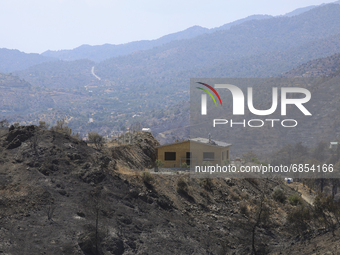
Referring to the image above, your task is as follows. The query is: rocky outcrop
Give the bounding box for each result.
[111,132,160,169]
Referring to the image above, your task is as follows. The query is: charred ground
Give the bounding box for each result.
[0,125,338,255]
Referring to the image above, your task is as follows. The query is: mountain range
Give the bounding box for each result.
[2,1,338,73]
[1,2,340,156]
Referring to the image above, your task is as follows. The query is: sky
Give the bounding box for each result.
[0,0,337,54]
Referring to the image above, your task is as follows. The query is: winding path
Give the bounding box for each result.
[288,182,315,205]
[91,66,101,80]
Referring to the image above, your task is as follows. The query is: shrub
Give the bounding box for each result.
[50,119,80,139]
[181,162,188,169]
[38,121,49,129]
[0,119,9,128]
[239,202,248,216]
[199,178,213,191]
[313,193,340,236]
[88,132,104,149]
[272,187,286,203]
[288,194,302,206]
[177,178,189,195]
[155,159,164,168]
[287,205,311,234]
[202,161,212,167]
[230,191,239,201]
[223,159,230,165]
[230,186,240,201]
[141,171,153,185]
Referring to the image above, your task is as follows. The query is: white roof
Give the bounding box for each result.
[190,137,231,147]
[157,137,232,148]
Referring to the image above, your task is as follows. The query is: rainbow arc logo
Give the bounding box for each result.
[196,82,222,106]
[196,82,222,115]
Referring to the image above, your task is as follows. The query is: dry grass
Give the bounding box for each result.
[0,184,29,198]
[115,164,139,176]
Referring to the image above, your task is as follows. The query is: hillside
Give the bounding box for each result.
[282,52,340,77]
[0,48,56,73]
[41,26,209,62]
[13,4,340,135]
[40,15,273,63]
[192,33,340,78]
[96,4,340,82]
[0,73,54,115]
[0,125,330,254]
[13,59,101,89]
[5,3,340,156]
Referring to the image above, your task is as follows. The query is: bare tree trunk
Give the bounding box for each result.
[251,199,263,255]
[320,178,325,193]
[96,208,99,255]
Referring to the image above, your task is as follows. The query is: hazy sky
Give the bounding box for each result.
[0,0,337,53]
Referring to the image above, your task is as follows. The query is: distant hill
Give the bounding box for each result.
[14,59,101,89]
[39,3,332,63]
[8,2,340,149]
[192,33,340,78]
[282,0,340,17]
[0,2,330,73]
[94,4,340,87]
[283,5,317,17]
[13,4,340,140]
[0,73,54,115]
[210,14,272,31]
[0,48,56,73]
[1,2,336,74]
[41,15,274,63]
[41,26,210,62]
[282,52,340,77]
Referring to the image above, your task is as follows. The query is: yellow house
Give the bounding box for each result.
[157,138,231,168]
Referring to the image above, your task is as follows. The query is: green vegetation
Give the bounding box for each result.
[181,162,189,169]
[287,205,311,234]
[88,132,104,150]
[50,119,80,139]
[38,121,49,129]
[286,192,340,237]
[141,171,154,186]
[243,151,258,163]
[154,159,164,172]
[288,194,303,206]
[272,187,286,203]
[313,193,340,236]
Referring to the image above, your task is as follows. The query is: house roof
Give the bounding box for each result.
[190,137,231,147]
[156,137,232,148]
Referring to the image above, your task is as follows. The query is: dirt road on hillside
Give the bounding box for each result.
[286,182,315,205]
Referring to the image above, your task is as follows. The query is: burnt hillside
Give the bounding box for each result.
[0,125,337,254]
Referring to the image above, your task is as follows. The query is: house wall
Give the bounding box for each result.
[157,141,190,168]
[191,142,230,166]
[157,141,230,168]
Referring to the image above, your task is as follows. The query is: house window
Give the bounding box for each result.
[164,152,176,161]
[203,152,214,161]
[226,150,229,159]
